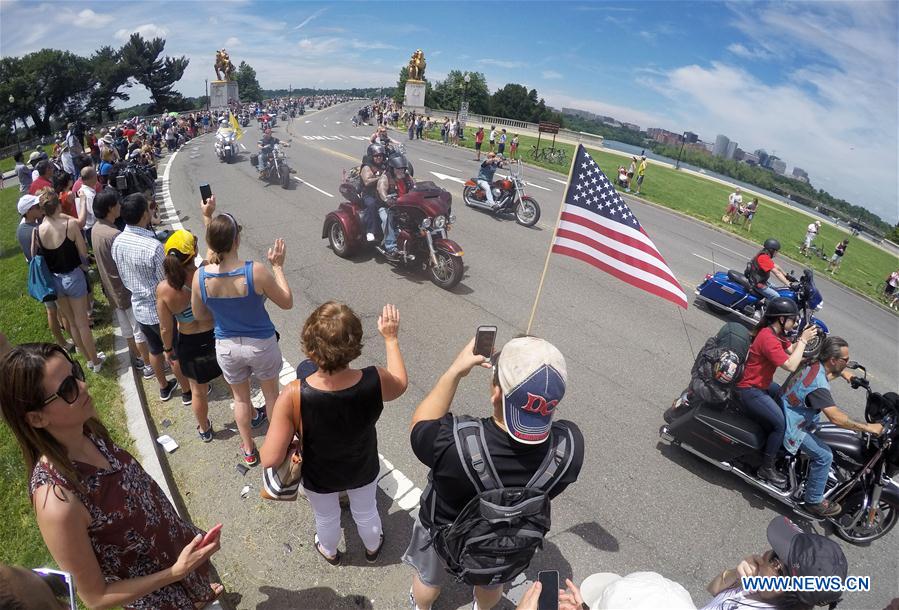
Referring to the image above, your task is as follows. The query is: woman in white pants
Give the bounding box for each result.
[261,302,408,564]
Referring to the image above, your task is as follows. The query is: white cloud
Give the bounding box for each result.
[726,43,771,60]
[542,70,563,80]
[115,23,168,42]
[294,7,327,30]
[225,36,241,47]
[543,90,667,129]
[75,9,114,27]
[477,58,527,69]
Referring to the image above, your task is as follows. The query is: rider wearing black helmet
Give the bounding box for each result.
[376,155,415,258]
[745,238,792,303]
[361,144,387,242]
[735,297,819,487]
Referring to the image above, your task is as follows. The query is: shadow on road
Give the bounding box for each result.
[256,585,373,609]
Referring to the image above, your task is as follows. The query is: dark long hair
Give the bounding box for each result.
[0,344,110,493]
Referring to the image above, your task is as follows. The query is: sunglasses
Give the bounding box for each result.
[32,567,77,610]
[768,551,785,576]
[41,360,85,407]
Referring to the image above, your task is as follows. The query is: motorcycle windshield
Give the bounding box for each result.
[804,270,823,309]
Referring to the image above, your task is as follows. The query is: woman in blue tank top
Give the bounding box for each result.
[192,210,293,466]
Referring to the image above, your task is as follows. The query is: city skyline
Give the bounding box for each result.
[1,1,896,221]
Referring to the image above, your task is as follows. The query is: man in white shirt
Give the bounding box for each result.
[724,188,742,224]
[801,220,821,255]
[488,126,497,152]
[76,166,99,245]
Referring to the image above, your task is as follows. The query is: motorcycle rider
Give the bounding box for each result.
[477,152,507,210]
[257,128,288,174]
[780,336,883,518]
[735,297,818,487]
[370,125,397,147]
[361,144,388,243]
[745,238,792,305]
[376,156,415,260]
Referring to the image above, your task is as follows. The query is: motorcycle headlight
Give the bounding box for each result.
[448,213,456,224]
[434,215,446,229]
[420,218,432,230]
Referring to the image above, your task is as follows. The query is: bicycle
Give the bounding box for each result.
[547,148,566,165]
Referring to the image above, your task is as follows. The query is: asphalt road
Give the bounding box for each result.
[164,103,898,609]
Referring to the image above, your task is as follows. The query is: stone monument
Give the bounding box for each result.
[403,49,427,112]
[210,48,239,109]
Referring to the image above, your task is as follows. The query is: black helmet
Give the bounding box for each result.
[367,143,385,158]
[764,296,799,319]
[387,155,408,170]
[763,238,781,253]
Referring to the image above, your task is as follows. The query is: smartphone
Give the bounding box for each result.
[199,183,213,202]
[32,568,77,610]
[537,570,559,610]
[473,326,497,361]
[200,523,223,548]
[115,174,128,191]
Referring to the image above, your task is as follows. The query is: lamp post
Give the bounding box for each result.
[456,72,471,124]
[675,131,687,170]
[8,95,21,153]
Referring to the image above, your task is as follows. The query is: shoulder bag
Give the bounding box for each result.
[261,380,304,501]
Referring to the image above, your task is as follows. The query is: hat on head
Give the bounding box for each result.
[28,151,42,163]
[815,220,822,226]
[164,229,197,259]
[579,572,695,610]
[101,134,114,145]
[766,516,847,606]
[17,194,40,216]
[496,336,566,444]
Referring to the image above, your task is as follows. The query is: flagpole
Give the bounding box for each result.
[526,145,580,334]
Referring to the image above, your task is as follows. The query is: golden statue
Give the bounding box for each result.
[214,49,235,81]
[407,49,426,82]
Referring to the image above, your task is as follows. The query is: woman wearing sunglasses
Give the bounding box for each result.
[701,516,847,610]
[735,297,818,494]
[0,344,223,609]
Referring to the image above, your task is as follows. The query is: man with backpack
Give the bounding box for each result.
[405,336,584,610]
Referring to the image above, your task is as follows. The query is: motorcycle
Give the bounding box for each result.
[214,129,237,163]
[240,114,250,128]
[323,180,464,290]
[249,143,291,189]
[660,364,899,544]
[462,160,541,227]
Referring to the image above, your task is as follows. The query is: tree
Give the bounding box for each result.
[394,66,409,103]
[120,33,189,113]
[427,70,490,114]
[489,84,534,121]
[234,61,262,103]
[86,46,133,123]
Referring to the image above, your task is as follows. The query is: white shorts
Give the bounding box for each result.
[215,334,282,385]
[114,307,145,343]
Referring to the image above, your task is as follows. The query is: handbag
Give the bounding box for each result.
[27,229,57,303]
[261,380,303,501]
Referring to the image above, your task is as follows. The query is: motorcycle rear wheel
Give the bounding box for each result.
[462,186,477,207]
[327,222,354,258]
[833,493,898,544]
[429,251,463,290]
[515,196,541,227]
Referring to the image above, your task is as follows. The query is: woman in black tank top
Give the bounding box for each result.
[260,302,408,565]
[35,188,105,373]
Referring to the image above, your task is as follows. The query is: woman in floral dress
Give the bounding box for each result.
[0,343,222,609]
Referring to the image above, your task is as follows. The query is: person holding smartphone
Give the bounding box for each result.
[0,344,223,609]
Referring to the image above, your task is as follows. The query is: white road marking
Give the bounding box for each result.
[692,252,727,267]
[418,157,463,173]
[292,175,334,197]
[497,173,552,192]
[160,150,184,231]
[548,177,569,185]
[304,120,311,123]
[710,241,747,259]
[428,170,468,185]
[335,121,341,124]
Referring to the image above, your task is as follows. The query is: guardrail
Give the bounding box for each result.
[420,108,604,148]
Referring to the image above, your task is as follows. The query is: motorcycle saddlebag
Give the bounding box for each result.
[249,153,259,166]
[669,401,765,463]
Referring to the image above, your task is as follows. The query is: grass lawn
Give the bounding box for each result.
[0,144,55,174]
[0,184,130,572]
[414,125,898,303]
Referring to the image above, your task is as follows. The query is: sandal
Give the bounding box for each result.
[314,534,341,566]
[194,582,224,609]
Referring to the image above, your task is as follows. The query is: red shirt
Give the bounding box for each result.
[123,128,137,141]
[756,253,775,273]
[60,191,77,218]
[475,131,484,144]
[28,176,52,195]
[737,326,792,389]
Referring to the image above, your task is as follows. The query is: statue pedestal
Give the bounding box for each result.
[404,80,426,112]
[210,80,239,109]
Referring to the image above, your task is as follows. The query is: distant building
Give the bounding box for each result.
[562,107,597,120]
[741,152,760,165]
[792,167,809,183]
[713,134,730,157]
[770,158,787,175]
[647,128,683,146]
[725,140,738,160]
[755,149,769,167]
[734,147,746,161]
[684,132,698,143]
[621,122,641,132]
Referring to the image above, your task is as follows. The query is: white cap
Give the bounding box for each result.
[17,194,40,215]
[580,572,696,610]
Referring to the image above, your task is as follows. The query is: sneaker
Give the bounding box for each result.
[250,407,268,429]
[383,249,401,262]
[132,356,146,369]
[197,420,213,443]
[87,352,107,374]
[241,444,259,466]
[365,533,385,563]
[366,232,376,242]
[65,341,77,354]
[159,379,179,401]
[141,364,155,379]
[806,499,841,518]
[181,391,193,406]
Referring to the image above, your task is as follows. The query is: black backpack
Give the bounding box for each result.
[427,415,575,587]
[687,322,751,405]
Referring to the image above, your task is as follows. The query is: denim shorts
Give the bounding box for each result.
[215,334,282,385]
[52,268,88,299]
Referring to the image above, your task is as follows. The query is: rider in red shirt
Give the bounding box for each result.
[735,297,819,486]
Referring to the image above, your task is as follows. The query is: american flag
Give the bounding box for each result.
[551,145,688,308]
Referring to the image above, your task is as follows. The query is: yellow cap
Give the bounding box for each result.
[164,229,197,258]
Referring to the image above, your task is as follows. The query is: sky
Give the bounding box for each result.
[1,0,896,222]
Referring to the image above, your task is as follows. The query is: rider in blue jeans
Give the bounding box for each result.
[735,298,818,487]
[781,336,882,518]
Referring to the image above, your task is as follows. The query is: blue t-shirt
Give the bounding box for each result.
[478,160,499,182]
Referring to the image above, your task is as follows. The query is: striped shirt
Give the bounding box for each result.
[111,225,164,325]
